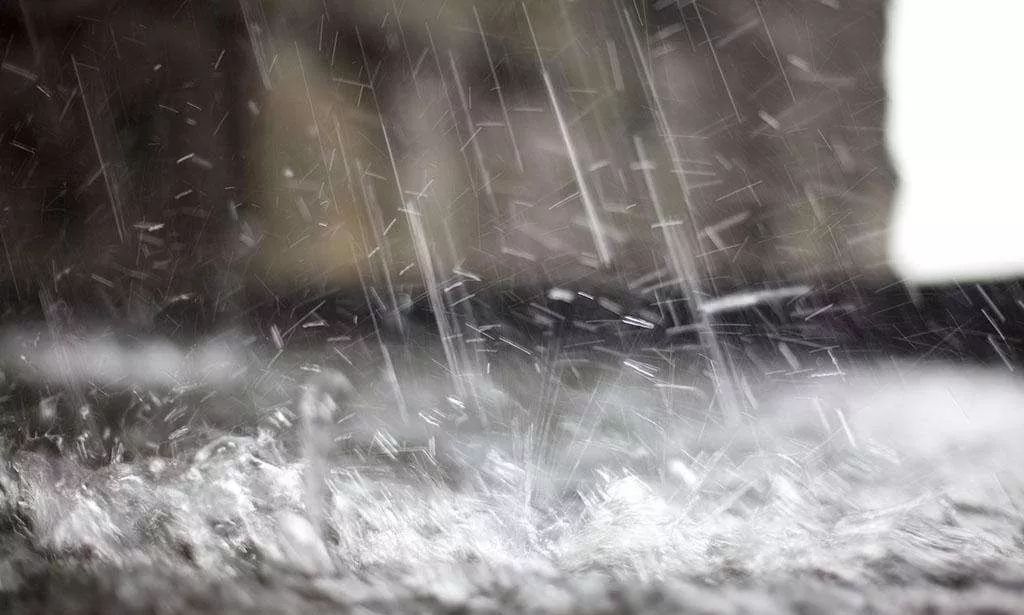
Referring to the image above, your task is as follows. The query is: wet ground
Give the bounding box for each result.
[2,360,1023,614]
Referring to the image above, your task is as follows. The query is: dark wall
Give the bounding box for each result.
[0,1,894,331]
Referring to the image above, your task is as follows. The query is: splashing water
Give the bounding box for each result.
[3,349,1024,612]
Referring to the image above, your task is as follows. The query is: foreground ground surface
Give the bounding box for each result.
[2,362,1024,614]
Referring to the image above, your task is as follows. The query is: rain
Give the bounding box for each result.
[0,1,1023,613]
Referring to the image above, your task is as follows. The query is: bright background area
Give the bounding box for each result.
[887,0,1024,283]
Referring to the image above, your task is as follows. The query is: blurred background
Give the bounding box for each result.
[1,0,1023,455]
[0,0,896,326]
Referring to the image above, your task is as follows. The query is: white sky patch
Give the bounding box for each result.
[887,0,1024,283]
